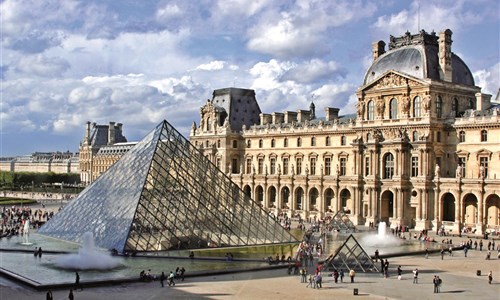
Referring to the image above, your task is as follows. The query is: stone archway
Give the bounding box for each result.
[485,194,500,227]
[340,189,352,213]
[324,188,334,212]
[255,185,264,206]
[281,186,290,209]
[243,185,251,198]
[309,188,319,211]
[380,190,394,223]
[268,186,277,208]
[463,193,478,224]
[442,193,455,222]
[295,187,304,210]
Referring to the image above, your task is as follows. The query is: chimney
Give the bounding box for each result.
[84,121,91,145]
[108,122,116,145]
[372,40,386,61]
[439,29,453,82]
[324,107,340,121]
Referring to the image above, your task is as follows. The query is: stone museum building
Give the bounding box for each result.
[78,29,499,235]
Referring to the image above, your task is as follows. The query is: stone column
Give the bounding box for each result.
[417,189,422,220]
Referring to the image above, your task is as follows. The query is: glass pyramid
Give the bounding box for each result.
[328,210,357,232]
[322,234,379,273]
[39,120,297,252]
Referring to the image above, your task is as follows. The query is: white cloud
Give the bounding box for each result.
[195,61,227,71]
[156,3,183,20]
[473,62,500,96]
[16,54,70,77]
[216,0,272,17]
[280,59,347,83]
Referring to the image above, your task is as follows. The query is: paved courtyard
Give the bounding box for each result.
[1,237,499,300]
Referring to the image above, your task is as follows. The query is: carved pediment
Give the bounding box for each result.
[476,149,492,159]
[360,71,427,92]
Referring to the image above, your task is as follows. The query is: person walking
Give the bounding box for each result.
[374,249,379,262]
[168,271,175,286]
[440,248,445,260]
[160,271,165,287]
[464,246,468,257]
[437,276,442,293]
[75,272,82,291]
[68,289,74,300]
[46,290,53,300]
[433,276,439,293]
[412,268,418,284]
[349,269,355,283]
[479,240,483,251]
[397,265,402,280]
[339,269,344,283]
[488,271,493,284]
[425,248,429,259]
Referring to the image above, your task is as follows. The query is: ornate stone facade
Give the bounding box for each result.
[190,30,500,235]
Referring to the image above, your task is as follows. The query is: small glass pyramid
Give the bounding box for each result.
[328,210,357,232]
[322,234,379,273]
[39,120,297,252]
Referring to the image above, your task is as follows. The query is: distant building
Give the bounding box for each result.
[79,121,134,184]
[0,151,79,174]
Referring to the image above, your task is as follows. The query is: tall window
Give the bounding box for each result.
[246,158,252,174]
[480,157,489,178]
[411,156,419,177]
[258,158,263,174]
[458,157,466,177]
[232,140,237,148]
[283,158,289,175]
[297,137,302,147]
[247,140,251,148]
[311,137,316,146]
[339,158,347,176]
[259,139,263,148]
[390,98,398,119]
[459,131,465,143]
[452,98,459,117]
[270,158,276,175]
[468,99,475,110]
[383,153,394,179]
[310,157,316,175]
[365,156,370,176]
[325,157,331,175]
[206,117,211,131]
[341,135,346,146]
[481,130,488,142]
[216,157,221,170]
[436,131,441,142]
[436,96,443,118]
[231,158,238,173]
[296,158,302,174]
[271,139,276,148]
[325,136,331,146]
[413,96,422,117]
[367,100,374,120]
[413,131,418,142]
[284,138,288,147]
[218,140,221,148]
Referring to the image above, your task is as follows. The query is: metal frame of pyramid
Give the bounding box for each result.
[321,234,379,273]
[39,120,298,252]
[328,210,357,232]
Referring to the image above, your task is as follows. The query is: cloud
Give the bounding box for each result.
[195,60,227,71]
[280,59,347,84]
[16,54,70,77]
[473,62,500,96]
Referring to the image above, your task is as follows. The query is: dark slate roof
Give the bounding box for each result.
[89,125,127,147]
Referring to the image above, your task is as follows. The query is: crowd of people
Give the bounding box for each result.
[0,205,54,238]
[140,266,186,287]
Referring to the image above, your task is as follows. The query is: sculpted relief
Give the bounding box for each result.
[372,73,423,90]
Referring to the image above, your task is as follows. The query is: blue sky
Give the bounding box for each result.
[1,0,499,156]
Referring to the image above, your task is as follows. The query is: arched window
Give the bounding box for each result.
[389,98,398,119]
[325,136,331,146]
[271,139,276,148]
[468,99,475,110]
[436,96,443,118]
[413,131,418,142]
[383,153,394,179]
[452,98,459,117]
[413,96,421,117]
[481,130,488,142]
[367,100,374,120]
[247,140,251,148]
[341,135,346,146]
[311,137,316,146]
[459,131,465,143]
[297,137,302,147]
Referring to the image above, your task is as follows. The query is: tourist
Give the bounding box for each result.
[433,275,439,293]
[38,247,43,258]
[75,272,82,291]
[168,271,175,286]
[68,289,74,300]
[160,271,165,287]
[464,245,468,257]
[333,269,339,283]
[306,274,314,288]
[479,240,483,251]
[413,268,418,284]
[437,276,442,292]
[425,248,429,259]
[180,267,186,281]
[374,249,379,262]
[349,269,355,283]
[46,290,53,300]
[397,265,402,280]
[488,271,493,284]
[315,272,322,288]
[474,240,478,250]
[440,248,445,260]
[339,269,344,282]
[189,251,194,259]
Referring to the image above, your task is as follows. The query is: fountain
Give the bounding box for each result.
[20,220,33,245]
[361,221,401,247]
[54,232,121,270]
